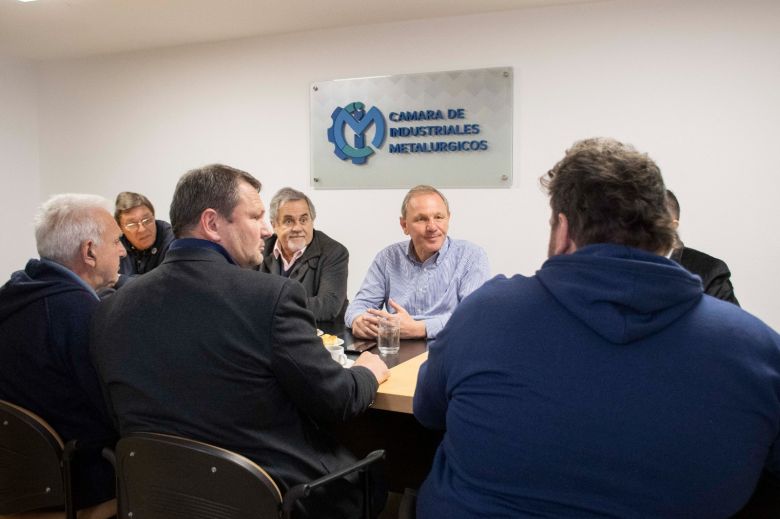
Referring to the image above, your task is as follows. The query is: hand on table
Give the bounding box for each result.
[351,313,379,339]
[354,352,390,384]
[367,299,426,339]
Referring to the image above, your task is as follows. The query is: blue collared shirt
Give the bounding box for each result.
[345,237,490,339]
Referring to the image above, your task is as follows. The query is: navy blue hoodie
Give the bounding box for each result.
[415,244,780,518]
[0,259,116,507]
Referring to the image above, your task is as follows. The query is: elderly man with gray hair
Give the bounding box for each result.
[0,194,125,518]
[260,187,349,321]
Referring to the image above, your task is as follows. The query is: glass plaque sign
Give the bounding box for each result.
[310,67,513,189]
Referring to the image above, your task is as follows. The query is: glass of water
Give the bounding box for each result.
[377,315,401,355]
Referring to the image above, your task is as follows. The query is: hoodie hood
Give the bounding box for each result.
[536,244,703,344]
[0,259,91,322]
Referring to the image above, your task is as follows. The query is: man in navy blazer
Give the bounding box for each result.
[91,164,388,518]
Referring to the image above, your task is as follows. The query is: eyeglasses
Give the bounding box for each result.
[124,217,154,232]
[278,215,311,229]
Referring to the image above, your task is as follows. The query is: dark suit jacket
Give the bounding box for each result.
[261,229,349,321]
[91,244,378,518]
[671,245,740,306]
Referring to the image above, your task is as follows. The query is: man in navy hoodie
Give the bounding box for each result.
[414,138,780,518]
[0,194,126,517]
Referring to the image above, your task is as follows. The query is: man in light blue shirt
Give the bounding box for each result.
[345,185,490,340]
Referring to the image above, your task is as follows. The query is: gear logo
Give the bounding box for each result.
[327,102,386,165]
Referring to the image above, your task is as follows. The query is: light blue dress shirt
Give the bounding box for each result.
[345,237,490,339]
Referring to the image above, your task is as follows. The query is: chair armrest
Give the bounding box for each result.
[60,437,116,519]
[282,449,385,514]
[101,446,116,468]
[63,436,118,462]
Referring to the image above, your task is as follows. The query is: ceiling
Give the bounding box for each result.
[0,0,600,61]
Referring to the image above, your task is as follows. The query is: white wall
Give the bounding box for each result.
[0,59,39,279]
[29,0,780,329]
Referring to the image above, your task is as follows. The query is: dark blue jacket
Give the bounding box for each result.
[414,244,780,518]
[0,259,116,508]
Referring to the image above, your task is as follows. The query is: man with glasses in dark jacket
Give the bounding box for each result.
[113,191,174,288]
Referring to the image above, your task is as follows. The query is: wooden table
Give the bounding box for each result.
[373,352,427,413]
[326,324,428,414]
[319,321,441,491]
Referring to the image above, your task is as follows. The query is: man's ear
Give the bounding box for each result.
[551,213,577,256]
[81,240,97,267]
[199,208,222,242]
[399,216,409,235]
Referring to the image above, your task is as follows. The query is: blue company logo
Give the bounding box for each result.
[327,102,386,165]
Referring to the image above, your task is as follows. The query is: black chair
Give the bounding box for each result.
[0,399,76,519]
[109,432,384,519]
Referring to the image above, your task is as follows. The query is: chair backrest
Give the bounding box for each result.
[115,432,283,519]
[0,399,66,515]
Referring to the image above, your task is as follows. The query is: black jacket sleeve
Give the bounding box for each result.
[307,238,349,321]
[269,279,377,424]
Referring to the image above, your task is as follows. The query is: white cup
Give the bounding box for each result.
[377,315,401,355]
[326,345,347,365]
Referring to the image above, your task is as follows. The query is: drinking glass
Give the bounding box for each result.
[377,315,401,355]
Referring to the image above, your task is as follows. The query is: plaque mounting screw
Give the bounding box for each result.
[503,71,509,78]
[313,177,320,183]
[501,175,508,181]
[313,85,318,91]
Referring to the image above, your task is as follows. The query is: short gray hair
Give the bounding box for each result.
[401,185,450,218]
[34,194,113,265]
[269,187,316,224]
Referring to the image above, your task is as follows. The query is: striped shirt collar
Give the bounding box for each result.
[406,236,451,266]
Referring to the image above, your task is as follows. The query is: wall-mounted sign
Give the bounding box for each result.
[310,67,513,189]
